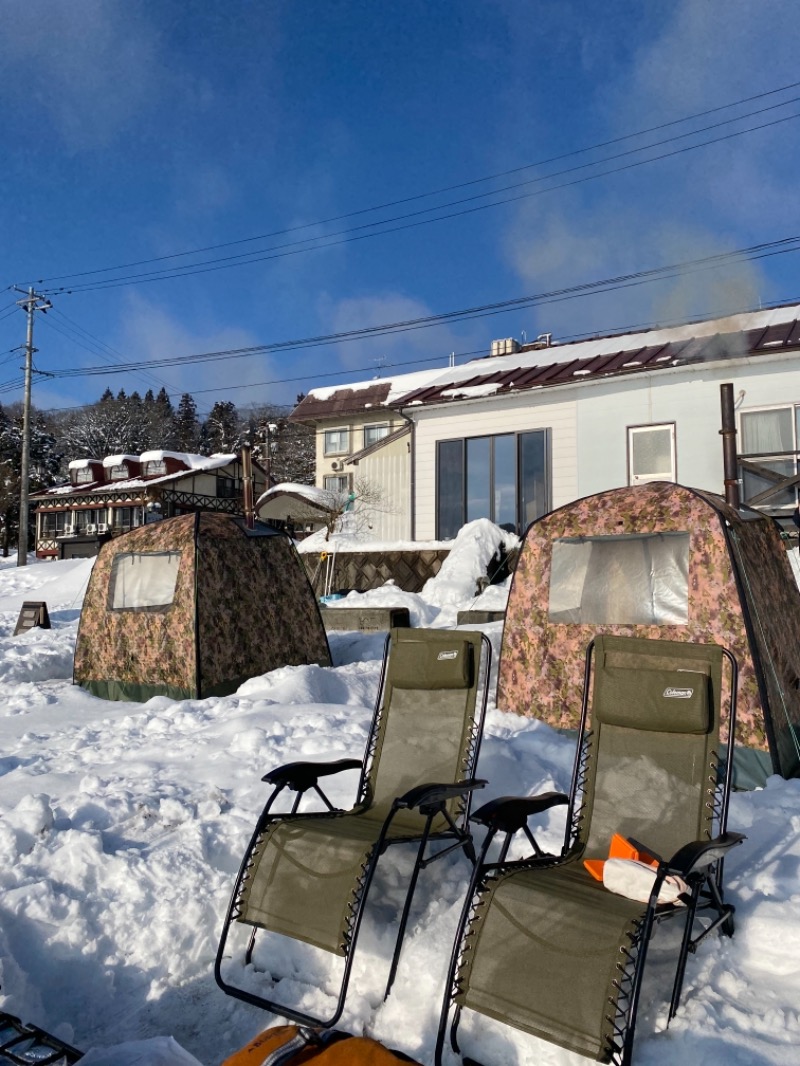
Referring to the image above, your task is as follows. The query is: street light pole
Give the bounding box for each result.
[14,286,52,566]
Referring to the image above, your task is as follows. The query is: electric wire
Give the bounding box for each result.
[34,78,800,287]
[39,104,800,294]
[39,308,176,394]
[29,234,800,383]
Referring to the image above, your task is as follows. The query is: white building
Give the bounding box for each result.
[292,302,800,541]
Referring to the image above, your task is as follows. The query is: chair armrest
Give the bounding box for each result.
[261,758,362,792]
[470,793,569,834]
[395,778,487,813]
[666,832,746,878]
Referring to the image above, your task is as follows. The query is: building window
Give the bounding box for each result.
[74,467,94,484]
[109,464,129,481]
[324,428,350,456]
[216,475,239,499]
[627,424,676,485]
[144,459,167,477]
[40,512,68,536]
[739,406,798,509]
[113,506,142,532]
[436,430,550,539]
[73,509,106,533]
[324,474,350,494]
[364,423,390,448]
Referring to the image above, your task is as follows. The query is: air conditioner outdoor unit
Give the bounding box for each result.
[96,523,109,534]
[62,525,76,537]
[85,523,98,534]
[331,460,344,471]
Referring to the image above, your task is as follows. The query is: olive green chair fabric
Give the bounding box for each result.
[217,627,491,1027]
[439,635,740,1066]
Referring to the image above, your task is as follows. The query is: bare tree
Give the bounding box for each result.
[319,476,395,540]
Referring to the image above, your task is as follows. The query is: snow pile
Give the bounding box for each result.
[0,537,797,1065]
[317,519,518,628]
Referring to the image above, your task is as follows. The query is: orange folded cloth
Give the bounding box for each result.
[584,832,658,881]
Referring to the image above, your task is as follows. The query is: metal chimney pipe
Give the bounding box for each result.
[241,444,255,529]
[720,383,740,509]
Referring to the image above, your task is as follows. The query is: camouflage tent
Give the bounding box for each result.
[498,482,800,785]
[74,512,331,702]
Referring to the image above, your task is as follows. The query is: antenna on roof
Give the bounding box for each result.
[449,351,455,367]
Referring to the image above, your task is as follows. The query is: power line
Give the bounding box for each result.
[38,308,175,394]
[27,289,800,417]
[0,233,791,400]
[34,78,800,288]
[43,106,800,294]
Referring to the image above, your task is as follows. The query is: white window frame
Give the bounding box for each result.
[363,423,390,448]
[323,428,350,456]
[109,463,129,481]
[324,474,351,493]
[627,423,677,485]
[74,466,94,484]
[738,403,799,510]
[144,459,167,477]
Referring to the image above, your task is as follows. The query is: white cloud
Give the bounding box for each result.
[319,291,485,376]
[502,1,800,333]
[107,293,280,407]
[0,2,174,149]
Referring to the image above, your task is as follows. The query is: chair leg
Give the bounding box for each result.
[384,816,434,998]
[669,883,701,1022]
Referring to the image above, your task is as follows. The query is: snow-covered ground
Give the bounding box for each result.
[0,524,799,1065]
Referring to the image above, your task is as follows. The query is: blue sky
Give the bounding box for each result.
[1,1,800,415]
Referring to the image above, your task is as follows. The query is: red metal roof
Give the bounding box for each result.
[396,319,800,408]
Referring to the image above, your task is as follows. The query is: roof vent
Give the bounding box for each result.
[490,337,521,357]
[532,333,552,348]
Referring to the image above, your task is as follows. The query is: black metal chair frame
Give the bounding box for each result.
[216,631,492,1028]
[436,638,743,1066]
[0,1012,83,1065]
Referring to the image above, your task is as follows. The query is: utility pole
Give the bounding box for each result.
[14,286,52,566]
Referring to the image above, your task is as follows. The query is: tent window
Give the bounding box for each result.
[548,533,690,624]
[109,551,182,610]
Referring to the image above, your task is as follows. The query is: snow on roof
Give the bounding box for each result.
[67,458,97,470]
[256,482,336,510]
[440,382,503,400]
[304,365,457,407]
[456,302,800,380]
[139,450,235,469]
[102,454,139,468]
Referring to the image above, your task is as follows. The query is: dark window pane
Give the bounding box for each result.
[466,438,491,522]
[519,431,548,529]
[493,434,516,530]
[437,440,464,539]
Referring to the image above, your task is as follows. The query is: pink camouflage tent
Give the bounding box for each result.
[497,482,800,786]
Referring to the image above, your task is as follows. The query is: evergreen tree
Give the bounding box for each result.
[173,393,201,452]
[0,408,63,555]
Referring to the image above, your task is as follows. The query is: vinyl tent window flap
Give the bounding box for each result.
[548,532,690,625]
[109,551,182,609]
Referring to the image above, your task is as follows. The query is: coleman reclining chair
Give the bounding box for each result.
[216,627,491,1027]
[436,635,743,1066]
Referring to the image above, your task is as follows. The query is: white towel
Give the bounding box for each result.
[603,857,688,905]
